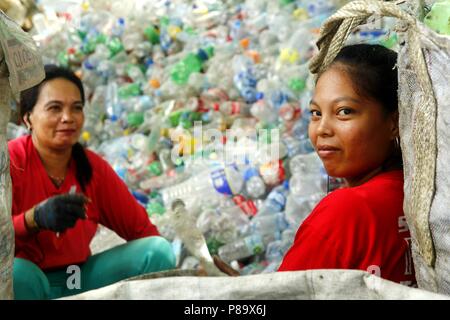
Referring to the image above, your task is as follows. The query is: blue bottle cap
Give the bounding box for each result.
[282,180,289,190]
[196,49,209,62]
[255,92,264,100]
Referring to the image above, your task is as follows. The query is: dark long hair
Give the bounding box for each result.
[328,44,402,169]
[20,64,93,191]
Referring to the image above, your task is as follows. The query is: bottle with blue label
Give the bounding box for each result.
[160,164,244,211]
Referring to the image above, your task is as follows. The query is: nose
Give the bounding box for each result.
[61,109,75,123]
[315,115,333,137]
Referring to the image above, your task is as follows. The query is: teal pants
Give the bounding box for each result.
[13,236,176,300]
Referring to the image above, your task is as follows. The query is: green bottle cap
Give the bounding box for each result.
[148,161,163,176]
[77,30,87,40]
[144,25,161,44]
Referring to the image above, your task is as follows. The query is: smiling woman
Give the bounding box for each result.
[278,44,415,286]
[9,65,176,300]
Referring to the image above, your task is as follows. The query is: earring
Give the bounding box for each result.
[395,137,400,149]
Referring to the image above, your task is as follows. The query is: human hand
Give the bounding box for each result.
[33,194,88,233]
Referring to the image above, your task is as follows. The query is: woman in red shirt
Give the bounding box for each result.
[10,65,175,299]
[278,44,416,285]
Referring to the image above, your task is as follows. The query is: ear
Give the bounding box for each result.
[389,111,399,140]
[22,113,32,131]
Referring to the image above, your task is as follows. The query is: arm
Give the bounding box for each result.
[278,222,345,271]
[96,158,159,240]
[278,190,370,272]
[13,209,38,238]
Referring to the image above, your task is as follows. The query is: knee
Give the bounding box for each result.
[13,258,50,300]
[136,236,176,272]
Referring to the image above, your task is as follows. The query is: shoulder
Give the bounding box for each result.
[8,135,31,170]
[84,148,118,179]
[306,170,404,229]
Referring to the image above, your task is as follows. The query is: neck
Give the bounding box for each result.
[343,166,384,188]
[32,135,72,177]
[343,153,403,188]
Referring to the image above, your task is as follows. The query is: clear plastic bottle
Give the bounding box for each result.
[250,99,278,124]
[257,180,290,215]
[244,167,266,199]
[217,232,279,263]
[160,165,244,211]
[250,211,289,236]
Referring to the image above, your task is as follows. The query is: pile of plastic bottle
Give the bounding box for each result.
[25,0,401,275]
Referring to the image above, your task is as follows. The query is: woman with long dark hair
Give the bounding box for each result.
[278,44,416,286]
[10,65,176,299]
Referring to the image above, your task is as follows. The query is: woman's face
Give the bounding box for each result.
[308,66,398,186]
[27,78,84,151]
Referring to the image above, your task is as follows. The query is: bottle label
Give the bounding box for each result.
[211,168,233,195]
[233,195,258,216]
[231,102,241,115]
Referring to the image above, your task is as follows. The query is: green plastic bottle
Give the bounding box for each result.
[127,112,144,127]
[170,47,215,85]
[118,83,142,99]
[424,0,450,35]
[107,37,125,58]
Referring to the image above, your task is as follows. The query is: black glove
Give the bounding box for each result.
[34,194,88,232]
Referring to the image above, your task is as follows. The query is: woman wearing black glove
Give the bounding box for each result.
[10,65,175,300]
[31,194,88,233]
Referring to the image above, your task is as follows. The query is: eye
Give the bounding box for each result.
[48,104,61,111]
[74,105,84,111]
[337,108,353,116]
[309,110,321,118]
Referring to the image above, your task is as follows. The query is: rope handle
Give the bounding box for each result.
[309,0,417,75]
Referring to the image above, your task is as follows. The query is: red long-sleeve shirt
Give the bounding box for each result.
[278,170,416,286]
[9,135,159,271]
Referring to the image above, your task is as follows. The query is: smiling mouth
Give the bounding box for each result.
[316,145,340,157]
[317,145,340,152]
[57,129,76,134]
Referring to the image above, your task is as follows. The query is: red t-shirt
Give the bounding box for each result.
[9,135,159,271]
[278,170,416,286]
